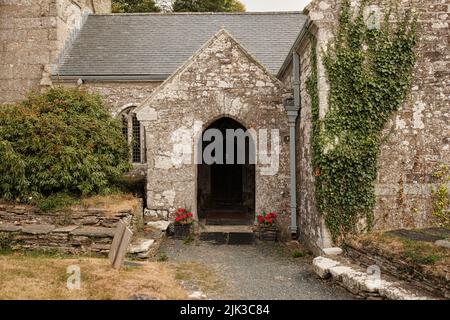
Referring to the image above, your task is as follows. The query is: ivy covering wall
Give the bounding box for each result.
[307,0,417,242]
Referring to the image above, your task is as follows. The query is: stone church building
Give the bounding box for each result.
[1,0,448,252]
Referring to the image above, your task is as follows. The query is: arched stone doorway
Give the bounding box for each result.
[197,117,255,225]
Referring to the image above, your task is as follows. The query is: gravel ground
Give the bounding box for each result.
[159,239,353,300]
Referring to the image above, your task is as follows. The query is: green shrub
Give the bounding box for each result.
[0,87,132,202]
[291,250,306,258]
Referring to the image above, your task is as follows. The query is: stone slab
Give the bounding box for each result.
[199,232,227,244]
[434,239,450,249]
[228,232,254,245]
[70,226,115,237]
[109,220,127,265]
[128,239,155,254]
[112,226,133,269]
[146,220,170,231]
[0,224,21,232]
[22,224,55,235]
[52,225,79,233]
[322,247,343,256]
[420,227,450,239]
[386,229,442,243]
[312,256,339,279]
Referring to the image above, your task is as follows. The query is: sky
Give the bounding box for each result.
[240,0,312,12]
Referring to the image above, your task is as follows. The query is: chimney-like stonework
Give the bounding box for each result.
[0,0,111,104]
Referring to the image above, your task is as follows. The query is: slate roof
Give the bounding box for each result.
[55,12,307,80]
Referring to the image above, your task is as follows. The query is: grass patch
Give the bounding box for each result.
[399,238,445,265]
[79,192,139,213]
[352,230,449,275]
[171,261,226,297]
[291,250,307,258]
[0,251,187,300]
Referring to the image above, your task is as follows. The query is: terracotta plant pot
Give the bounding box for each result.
[259,225,277,241]
[173,223,192,239]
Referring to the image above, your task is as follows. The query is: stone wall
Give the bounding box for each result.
[290,0,449,250]
[55,80,162,115]
[295,24,333,254]
[0,0,111,104]
[0,199,142,254]
[136,30,292,221]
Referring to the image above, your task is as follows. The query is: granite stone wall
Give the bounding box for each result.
[0,0,111,104]
[136,30,292,222]
[292,0,449,251]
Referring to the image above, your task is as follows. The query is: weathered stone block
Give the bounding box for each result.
[70,226,115,238]
[22,224,55,235]
[312,256,339,279]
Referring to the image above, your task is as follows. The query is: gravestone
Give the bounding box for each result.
[109,220,133,269]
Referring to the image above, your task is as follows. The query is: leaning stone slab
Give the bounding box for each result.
[70,226,115,237]
[52,225,79,233]
[0,224,22,232]
[146,220,170,231]
[22,224,55,235]
[312,256,340,279]
[128,239,155,254]
[322,247,343,256]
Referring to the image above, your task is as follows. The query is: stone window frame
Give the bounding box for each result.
[118,104,146,164]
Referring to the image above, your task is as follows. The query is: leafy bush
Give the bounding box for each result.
[0,87,132,202]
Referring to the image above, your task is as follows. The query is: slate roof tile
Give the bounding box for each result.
[56,12,307,79]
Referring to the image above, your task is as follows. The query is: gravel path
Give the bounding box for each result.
[159,239,353,300]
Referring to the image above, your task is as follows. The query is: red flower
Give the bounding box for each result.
[176,208,186,215]
[257,211,278,226]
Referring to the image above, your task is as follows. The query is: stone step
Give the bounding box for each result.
[199,225,255,245]
[312,256,439,300]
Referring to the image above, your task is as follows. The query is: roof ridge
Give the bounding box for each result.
[91,11,304,17]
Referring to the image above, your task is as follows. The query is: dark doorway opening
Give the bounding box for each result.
[197,117,255,225]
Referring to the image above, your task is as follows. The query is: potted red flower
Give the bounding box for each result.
[173,208,194,239]
[257,211,278,241]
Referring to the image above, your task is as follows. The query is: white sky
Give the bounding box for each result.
[240,0,312,12]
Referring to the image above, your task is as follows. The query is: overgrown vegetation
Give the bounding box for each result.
[112,0,245,13]
[0,87,131,208]
[307,0,417,242]
[431,164,450,228]
[355,232,449,268]
[112,0,161,12]
[172,0,245,12]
